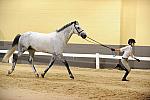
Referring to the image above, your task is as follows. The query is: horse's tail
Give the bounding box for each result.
[2,34,21,63]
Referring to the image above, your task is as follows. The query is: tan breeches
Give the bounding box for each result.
[121,59,131,72]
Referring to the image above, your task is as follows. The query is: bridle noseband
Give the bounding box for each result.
[74,24,84,35]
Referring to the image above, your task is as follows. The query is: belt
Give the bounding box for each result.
[122,57,128,60]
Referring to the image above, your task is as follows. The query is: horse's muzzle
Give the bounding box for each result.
[80,32,87,39]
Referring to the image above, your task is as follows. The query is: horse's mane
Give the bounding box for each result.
[56,21,78,32]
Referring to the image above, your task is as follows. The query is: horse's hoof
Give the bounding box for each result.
[41,73,45,78]
[7,70,11,75]
[6,73,10,76]
[35,73,39,78]
[70,76,74,79]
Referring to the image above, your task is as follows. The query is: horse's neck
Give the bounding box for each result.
[58,26,73,44]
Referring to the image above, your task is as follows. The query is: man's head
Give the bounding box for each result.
[128,38,136,46]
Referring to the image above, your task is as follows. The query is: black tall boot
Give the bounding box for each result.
[122,70,129,81]
[115,64,124,70]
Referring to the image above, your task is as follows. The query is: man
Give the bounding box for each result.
[111,39,140,81]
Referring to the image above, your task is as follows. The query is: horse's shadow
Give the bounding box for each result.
[6,72,73,82]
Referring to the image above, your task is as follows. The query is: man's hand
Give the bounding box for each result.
[136,59,140,62]
[111,48,115,51]
[135,58,140,62]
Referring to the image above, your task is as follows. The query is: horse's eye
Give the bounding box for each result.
[77,27,80,29]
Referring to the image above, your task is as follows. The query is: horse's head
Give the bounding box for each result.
[73,21,87,39]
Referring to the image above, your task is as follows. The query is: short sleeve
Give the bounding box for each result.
[120,46,128,52]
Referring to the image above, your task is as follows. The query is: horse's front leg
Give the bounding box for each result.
[41,55,56,78]
[59,55,74,79]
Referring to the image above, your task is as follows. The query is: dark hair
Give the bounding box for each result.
[56,21,78,32]
[128,39,136,45]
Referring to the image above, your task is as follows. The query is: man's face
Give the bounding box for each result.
[131,43,135,46]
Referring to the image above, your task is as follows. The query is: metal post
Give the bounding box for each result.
[96,53,100,69]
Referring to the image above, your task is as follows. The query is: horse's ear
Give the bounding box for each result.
[74,21,79,24]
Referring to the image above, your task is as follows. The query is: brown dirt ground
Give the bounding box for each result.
[0,62,150,100]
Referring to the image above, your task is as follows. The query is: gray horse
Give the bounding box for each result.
[2,21,87,79]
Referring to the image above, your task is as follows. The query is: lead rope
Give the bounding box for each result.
[85,36,116,57]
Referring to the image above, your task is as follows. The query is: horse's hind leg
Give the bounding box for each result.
[28,56,32,64]
[28,49,39,77]
[7,51,24,75]
[8,54,18,75]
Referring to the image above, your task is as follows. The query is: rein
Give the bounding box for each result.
[85,36,116,56]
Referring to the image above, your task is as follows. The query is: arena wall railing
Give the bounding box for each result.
[0,50,150,69]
